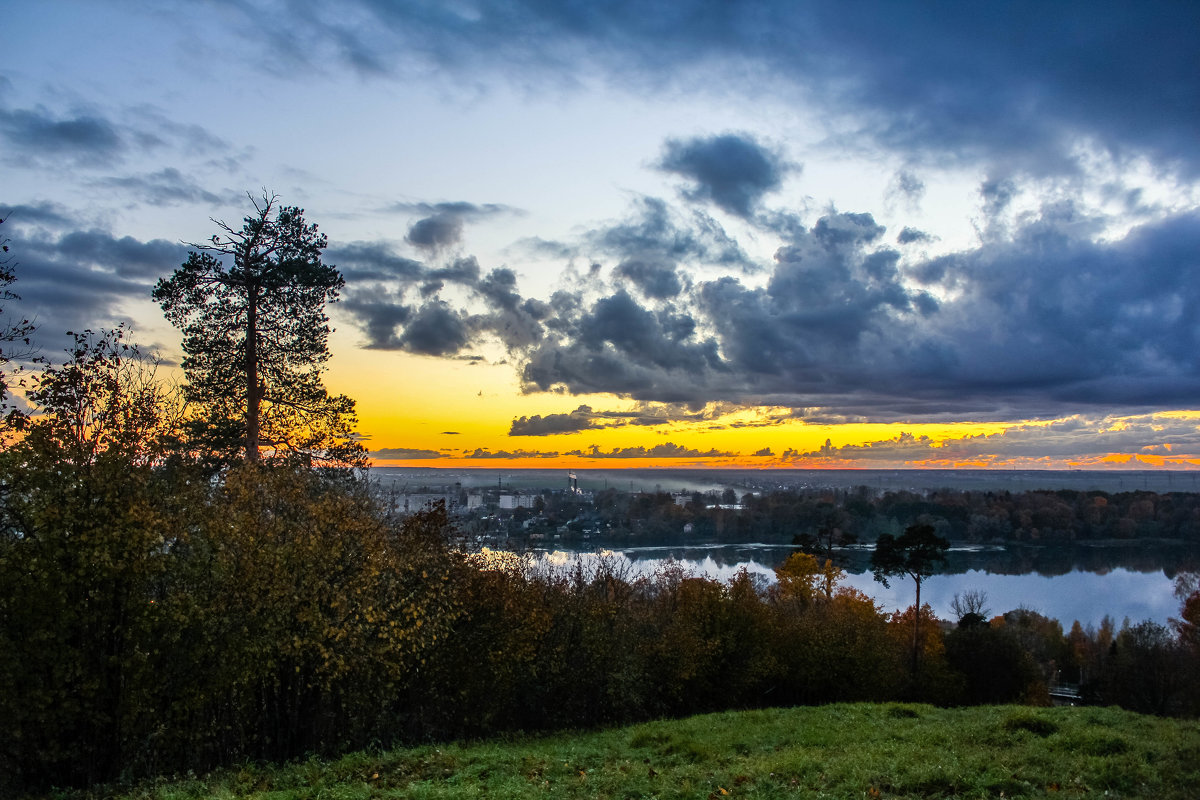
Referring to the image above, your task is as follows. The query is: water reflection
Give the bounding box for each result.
[529,542,1196,628]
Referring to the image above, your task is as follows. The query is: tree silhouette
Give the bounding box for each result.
[154,193,363,467]
[871,523,950,679]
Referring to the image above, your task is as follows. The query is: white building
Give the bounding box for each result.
[499,493,537,510]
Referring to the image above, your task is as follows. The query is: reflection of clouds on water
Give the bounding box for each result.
[530,550,777,584]
[633,556,777,584]
[525,549,1178,628]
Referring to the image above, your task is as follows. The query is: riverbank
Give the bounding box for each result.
[67,703,1199,799]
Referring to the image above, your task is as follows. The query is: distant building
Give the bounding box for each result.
[499,493,537,510]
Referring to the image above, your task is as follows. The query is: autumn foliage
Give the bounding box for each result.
[3,442,1199,793]
[2,334,1198,794]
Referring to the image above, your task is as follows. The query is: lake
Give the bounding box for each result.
[525,541,1197,629]
[374,467,1200,627]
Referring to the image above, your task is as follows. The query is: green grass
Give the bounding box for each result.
[55,704,1200,799]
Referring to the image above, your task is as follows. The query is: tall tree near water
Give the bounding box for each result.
[871,523,950,681]
[154,193,363,466]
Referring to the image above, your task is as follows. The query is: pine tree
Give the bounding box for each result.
[154,193,363,467]
[871,523,950,680]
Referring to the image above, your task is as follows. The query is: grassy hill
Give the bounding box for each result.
[74,703,1199,799]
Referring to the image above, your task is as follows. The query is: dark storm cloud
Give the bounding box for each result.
[907,207,1200,411]
[472,267,548,350]
[464,448,560,459]
[221,1,1200,177]
[397,300,470,356]
[341,290,411,350]
[508,402,718,436]
[613,260,683,299]
[91,168,231,207]
[372,446,445,460]
[566,442,736,459]
[509,409,599,436]
[490,200,1200,421]
[657,133,794,218]
[321,134,1200,424]
[518,289,722,400]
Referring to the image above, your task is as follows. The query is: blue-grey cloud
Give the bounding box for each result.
[897,226,932,245]
[886,170,925,210]
[0,105,124,164]
[613,259,683,299]
[215,1,1200,177]
[658,133,794,218]
[389,197,1200,423]
[388,201,517,253]
[0,98,237,174]
[90,168,233,207]
[387,201,514,218]
[54,229,187,280]
[330,241,426,282]
[0,220,188,353]
[0,202,74,229]
[398,300,470,356]
[406,212,464,251]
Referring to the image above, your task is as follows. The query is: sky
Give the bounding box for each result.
[3,0,1200,470]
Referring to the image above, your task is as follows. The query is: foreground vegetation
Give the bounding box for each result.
[63,704,1200,799]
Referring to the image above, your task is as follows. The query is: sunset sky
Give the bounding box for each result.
[4,1,1200,469]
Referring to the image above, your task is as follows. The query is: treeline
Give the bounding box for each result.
[582,486,1200,544]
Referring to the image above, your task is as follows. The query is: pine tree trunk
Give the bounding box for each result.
[246,282,260,461]
[912,576,922,681]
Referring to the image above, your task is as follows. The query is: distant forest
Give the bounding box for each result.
[567,486,1200,546]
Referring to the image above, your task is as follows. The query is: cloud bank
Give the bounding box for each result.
[218,0,1200,178]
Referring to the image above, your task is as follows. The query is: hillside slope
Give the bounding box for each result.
[87,703,1199,799]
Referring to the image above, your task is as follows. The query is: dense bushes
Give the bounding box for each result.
[0,455,457,792]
